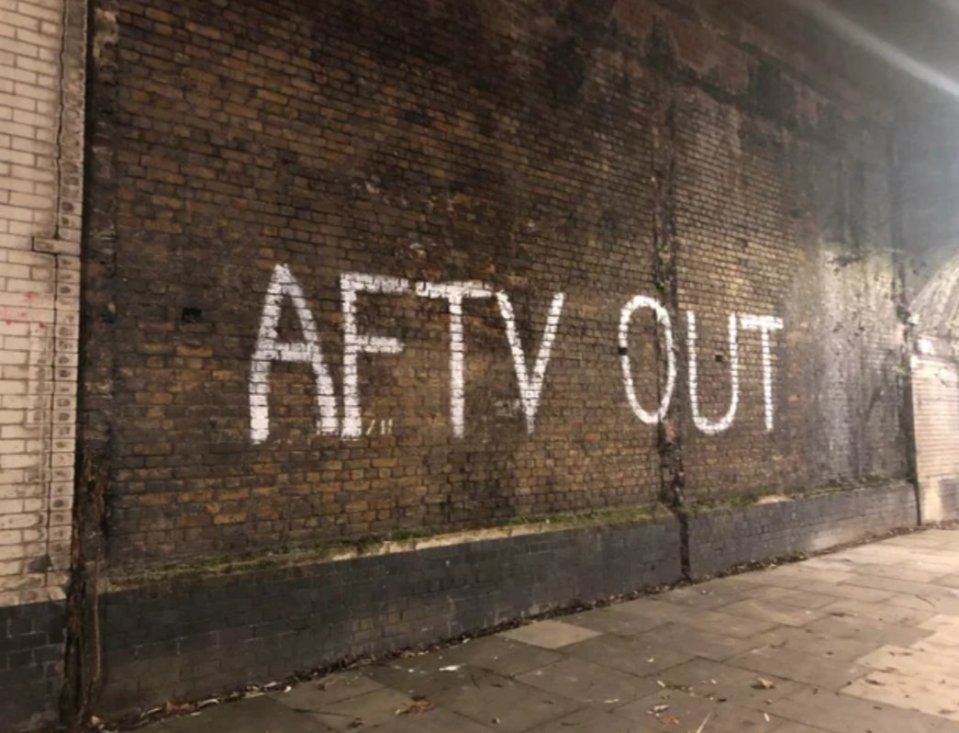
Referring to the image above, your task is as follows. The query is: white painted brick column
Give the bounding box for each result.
[0,0,86,607]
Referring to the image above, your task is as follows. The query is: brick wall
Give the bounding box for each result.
[0,0,84,605]
[82,0,910,569]
[0,0,86,729]
[68,0,931,725]
[912,342,959,522]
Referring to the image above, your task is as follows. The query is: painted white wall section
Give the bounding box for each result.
[0,0,87,606]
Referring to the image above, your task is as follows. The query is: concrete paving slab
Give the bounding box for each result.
[743,585,840,610]
[845,573,959,602]
[914,631,959,656]
[740,566,857,588]
[589,597,679,624]
[773,724,831,733]
[615,598,781,638]
[728,644,870,691]
[363,706,497,732]
[662,581,751,610]
[366,657,493,699]
[788,580,895,604]
[856,644,959,679]
[499,619,601,649]
[882,592,959,613]
[820,599,936,627]
[616,689,785,733]
[883,531,958,549]
[854,563,948,584]
[844,669,959,722]
[655,657,806,706]
[721,598,826,627]
[750,626,880,663]
[427,669,582,732]
[563,632,697,676]
[631,622,763,662]
[524,707,662,733]
[804,613,933,648]
[898,559,959,575]
[919,613,959,632]
[516,657,661,706]
[271,672,385,711]
[308,688,415,731]
[934,574,959,589]
[163,696,333,733]
[566,606,669,636]
[727,568,809,588]
[417,635,563,677]
[767,688,959,733]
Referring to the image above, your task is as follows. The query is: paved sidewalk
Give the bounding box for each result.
[140,529,959,733]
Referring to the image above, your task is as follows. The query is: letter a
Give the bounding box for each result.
[249,264,338,444]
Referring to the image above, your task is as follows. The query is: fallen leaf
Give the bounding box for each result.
[395,700,435,716]
[752,678,776,690]
[163,701,194,715]
[650,704,670,714]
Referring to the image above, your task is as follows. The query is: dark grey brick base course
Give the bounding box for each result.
[98,517,681,715]
[687,482,919,577]
[6,484,927,727]
[0,599,66,733]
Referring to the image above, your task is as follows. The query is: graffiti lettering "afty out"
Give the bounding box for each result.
[249,264,782,444]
